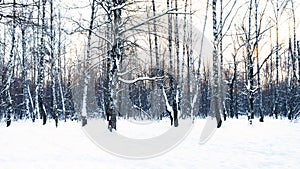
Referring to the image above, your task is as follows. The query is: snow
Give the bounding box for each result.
[1,118,300,169]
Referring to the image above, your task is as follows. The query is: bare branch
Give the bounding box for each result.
[117,67,139,76]
[120,9,175,34]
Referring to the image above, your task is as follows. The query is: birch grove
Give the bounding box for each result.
[0,0,299,128]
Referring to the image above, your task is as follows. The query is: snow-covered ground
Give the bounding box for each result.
[1,118,300,169]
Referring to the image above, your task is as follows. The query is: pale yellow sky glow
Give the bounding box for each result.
[59,0,300,73]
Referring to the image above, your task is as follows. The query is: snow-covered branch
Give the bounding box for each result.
[118,76,163,84]
[111,3,126,11]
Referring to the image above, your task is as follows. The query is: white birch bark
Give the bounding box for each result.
[152,0,159,68]
[38,0,47,125]
[50,0,58,127]
[57,10,66,122]
[274,0,279,119]
[82,0,96,126]
[21,21,30,120]
[178,0,188,119]
[245,0,255,123]
[255,0,264,122]
[5,0,16,127]
[212,0,222,128]
[219,0,226,121]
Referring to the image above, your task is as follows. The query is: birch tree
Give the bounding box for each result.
[37,0,47,125]
[34,0,41,122]
[50,0,58,127]
[152,0,159,68]
[255,0,263,122]
[228,33,239,119]
[187,0,194,121]
[219,0,226,121]
[4,0,16,127]
[179,0,188,117]
[212,0,222,128]
[57,10,66,122]
[273,0,280,119]
[166,0,178,127]
[271,0,289,119]
[174,0,180,121]
[82,0,96,127]
[21,9,31,121]
[289,0,297,82]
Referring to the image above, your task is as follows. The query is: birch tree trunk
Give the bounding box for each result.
[167,0,173,76]
[166,0,178,127]
[175,0,180,120]
[38,0,47,125]
[152,0,159,68]
[287,39,293,120]
[57,10,66,122]
[188,0,194,121]
[104,2,112,123]
[194,0,209,120]
[273,0,279,119]
[219,0,226,121]
[82,0,96,127]
[179,0,188,119]
[5,0,16,127]
[50,0,58,127]
[33,0,41,121]
[269,29,274,118]
[290,0,298,82]
[289,0,298,120]
[104,0,126,131]
[21,22,30,121]
[255,0,264,122]
[146,5,153,70]
[229,41,237,119]
[212,0,222,128]
[298,40,300,82]
[246,0,255,123]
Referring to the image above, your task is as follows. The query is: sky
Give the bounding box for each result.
[60,0,300,68]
